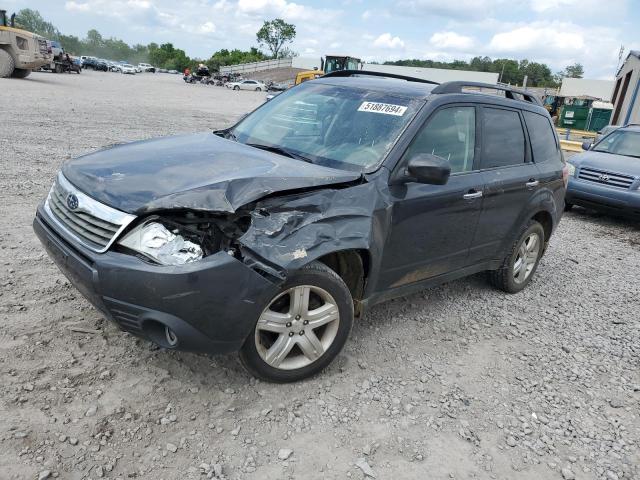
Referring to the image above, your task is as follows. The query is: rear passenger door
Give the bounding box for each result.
[469,106,541,263]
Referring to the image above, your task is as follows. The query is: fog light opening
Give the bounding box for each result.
[165,326,178,347]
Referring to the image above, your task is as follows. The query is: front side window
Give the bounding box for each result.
[232,82,423,172]
[403,106,476,173]
[523,111,560,163]
[593,130,640,158]
[481,107,526,169]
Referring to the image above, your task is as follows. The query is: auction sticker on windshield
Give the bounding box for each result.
[358,102,407,116]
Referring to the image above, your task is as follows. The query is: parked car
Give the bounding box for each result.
[120,63,136,75]
[33,73,566,382]
[565,124,640,217]
[594,124,620,144]
[137,63,155,73]
[83,57,108,71]
[226,79,267,91]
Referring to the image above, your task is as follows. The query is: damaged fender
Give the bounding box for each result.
[237,178,393,281]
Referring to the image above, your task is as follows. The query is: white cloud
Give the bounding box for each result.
[430,31,475,50]
[236,0,339,22]
[399,0,509,19]
[489,24,584,53]
[197,21,216,34]
[486,21,624,78]
[373,33,405,49]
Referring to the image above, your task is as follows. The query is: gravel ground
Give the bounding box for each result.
[1,71,639,480]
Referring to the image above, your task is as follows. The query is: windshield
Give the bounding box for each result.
[593,130,640,158]
[231,82,422,172]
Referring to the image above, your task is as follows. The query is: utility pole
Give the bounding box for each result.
[615,45,624,75]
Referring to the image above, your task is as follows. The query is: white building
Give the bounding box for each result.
[559,78,615,102]
[611,50,640,125]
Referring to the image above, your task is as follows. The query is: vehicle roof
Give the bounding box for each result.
[315,76,437,98]
[621,124,640,132]
[314,75,548,114]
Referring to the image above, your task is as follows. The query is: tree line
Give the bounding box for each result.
[384,57,583,88]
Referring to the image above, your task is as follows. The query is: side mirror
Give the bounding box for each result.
[581,141,592,151]
[406,154,451,185]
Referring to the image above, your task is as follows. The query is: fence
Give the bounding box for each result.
[220,58,293,75]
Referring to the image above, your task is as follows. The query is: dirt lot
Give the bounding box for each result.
[1,70,639,480]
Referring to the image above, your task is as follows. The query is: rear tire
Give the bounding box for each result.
[488,220,545,294]
[11,68,31,78]
[0,49,15,78]
[239,261,354,383]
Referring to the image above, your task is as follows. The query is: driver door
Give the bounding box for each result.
[377,105,485,291]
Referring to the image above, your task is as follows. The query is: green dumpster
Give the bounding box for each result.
[586,108,613,132]
[559,105,589,130]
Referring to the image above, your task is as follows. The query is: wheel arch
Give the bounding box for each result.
[314,249,371,303]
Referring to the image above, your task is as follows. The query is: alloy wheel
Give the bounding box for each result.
[513,232,541,284]
[255,285,340,370]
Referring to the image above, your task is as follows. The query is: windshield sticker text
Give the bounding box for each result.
[358,102,408,116]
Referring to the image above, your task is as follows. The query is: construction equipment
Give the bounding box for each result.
[294,55,361,85]
[0,9,51,78]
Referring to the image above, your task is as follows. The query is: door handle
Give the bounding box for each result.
[463,190,483,200]
[526,179,539,188]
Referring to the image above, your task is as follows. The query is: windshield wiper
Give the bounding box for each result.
[213,129,237,141]
[246,143,313,163]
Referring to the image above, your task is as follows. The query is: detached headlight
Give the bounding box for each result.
[567,163,576,177]
[118,221,203,266]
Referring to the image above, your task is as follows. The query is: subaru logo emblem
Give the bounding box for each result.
[66,193,79,210]
[598,174,610,182]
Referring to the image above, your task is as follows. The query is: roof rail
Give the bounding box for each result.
[321,69,439,85]
[431,81,543,106]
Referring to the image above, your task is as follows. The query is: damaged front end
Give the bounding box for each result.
[124,177,391,294]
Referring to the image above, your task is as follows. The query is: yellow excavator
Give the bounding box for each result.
[294,55,361,85]
[0,9,52,78]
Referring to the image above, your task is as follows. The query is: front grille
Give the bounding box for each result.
[578,167,635,189]
[45,173,136,253]
[38,39,49,55]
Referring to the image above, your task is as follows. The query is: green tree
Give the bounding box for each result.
[256,19,296,58]
[562,63,584,78]
[14,8,59,39]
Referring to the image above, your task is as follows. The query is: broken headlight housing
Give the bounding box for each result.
[118,220,204,266]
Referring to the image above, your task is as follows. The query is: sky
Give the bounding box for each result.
[5,0,639,79]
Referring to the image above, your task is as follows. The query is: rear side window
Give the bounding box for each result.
[481,107,525,168]
[523,111,560,162]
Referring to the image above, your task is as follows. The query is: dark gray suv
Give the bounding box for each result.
[34,72,568,382]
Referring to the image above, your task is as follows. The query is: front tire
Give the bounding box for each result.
[11,68,31,78]
[255,87,262,92]
[0,50,16,78]
[233,85,240,90]
[239,261,353,383]
[488,220,545,294]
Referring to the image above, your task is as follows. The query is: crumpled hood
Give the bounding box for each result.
[62,133,361,214]
[570,151,640,177]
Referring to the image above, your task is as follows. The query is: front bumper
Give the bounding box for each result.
[34,206,280,354]
[566,178,640,217]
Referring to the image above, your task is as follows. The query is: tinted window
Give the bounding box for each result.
[523,111,559,162]
[404,106,476,173]
[481,108,525,168]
